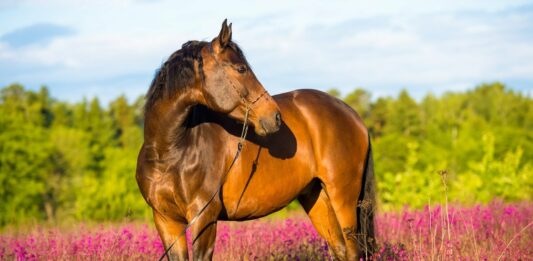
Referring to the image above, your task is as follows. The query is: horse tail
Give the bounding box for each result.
[356,134,377,258]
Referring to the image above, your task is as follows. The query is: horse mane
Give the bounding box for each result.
[145,40,207,112]
[144,40,247,113]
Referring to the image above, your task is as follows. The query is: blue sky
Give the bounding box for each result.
[1,0,532,104]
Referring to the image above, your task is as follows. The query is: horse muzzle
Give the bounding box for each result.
[256,111,281,136]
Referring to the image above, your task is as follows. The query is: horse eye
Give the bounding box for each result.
[237,65,247,74]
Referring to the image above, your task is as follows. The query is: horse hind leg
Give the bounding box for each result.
[322,175,363,261]
[298,182,346,260]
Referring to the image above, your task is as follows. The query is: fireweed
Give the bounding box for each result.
[0,201,531,260]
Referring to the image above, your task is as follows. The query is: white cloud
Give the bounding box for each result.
[339,30,419,49]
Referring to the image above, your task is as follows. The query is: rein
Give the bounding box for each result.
[159,44,261,260]
[158,105,249,261]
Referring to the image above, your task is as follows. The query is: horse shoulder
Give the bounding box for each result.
[136,145,182,214]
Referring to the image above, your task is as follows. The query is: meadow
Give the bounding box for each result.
[1,201,531,260]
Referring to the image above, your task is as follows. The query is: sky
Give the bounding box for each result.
[1,0,532,104]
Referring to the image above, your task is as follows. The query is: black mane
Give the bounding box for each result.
[144,40,247,113]
[145,40,208,111]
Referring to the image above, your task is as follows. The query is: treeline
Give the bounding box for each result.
[0,84,148,226]
[0,82,532,226]
[328,83,532,210]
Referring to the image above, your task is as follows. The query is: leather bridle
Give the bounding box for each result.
[206,42,269,113]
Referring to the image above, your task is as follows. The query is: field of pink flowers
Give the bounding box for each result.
[1,201,531,260]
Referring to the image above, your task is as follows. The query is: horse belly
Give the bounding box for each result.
[222,151,313,220]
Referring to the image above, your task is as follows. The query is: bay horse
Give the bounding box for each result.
[136,19,376,261]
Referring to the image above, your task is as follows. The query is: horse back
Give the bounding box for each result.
[275,89,369,182]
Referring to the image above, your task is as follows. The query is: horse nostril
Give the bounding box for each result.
[275,112,281,126]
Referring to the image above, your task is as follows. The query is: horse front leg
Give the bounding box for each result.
[153,210,189,261]
[189,205,220,261]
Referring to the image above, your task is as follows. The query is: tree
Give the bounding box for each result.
[344,88,371,119]
[385,89,421,137]
[0,84,56,224]
[326,88,341,98]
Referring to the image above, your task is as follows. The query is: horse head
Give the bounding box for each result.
[196,19,281,136]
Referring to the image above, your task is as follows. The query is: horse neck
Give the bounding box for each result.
[144,94,197,160]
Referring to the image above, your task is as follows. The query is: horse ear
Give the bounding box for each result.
[217,19,232,49]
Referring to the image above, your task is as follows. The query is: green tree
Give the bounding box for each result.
[344,88,371,120]
[326,88,341,98]
[0,84,57,225]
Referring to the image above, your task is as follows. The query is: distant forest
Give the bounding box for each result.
[0,82,531,227]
